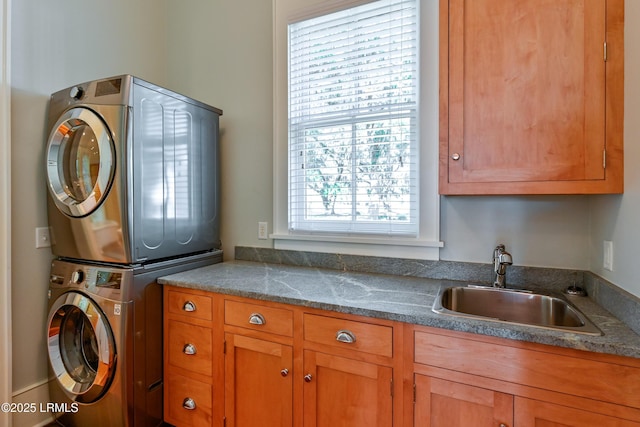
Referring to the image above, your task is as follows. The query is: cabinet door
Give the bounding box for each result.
[515,397,640,427]
[303,350,393,427]
[224,333,293,427]
[440,0,624,194]
[414,375,513,427]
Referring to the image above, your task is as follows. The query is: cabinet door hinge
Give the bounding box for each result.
[223,340,227,354]
[390,379,394,398]
[223,416,227,427]
[413,383,417,403]
[603,149,607,169]
[604,41,607,62]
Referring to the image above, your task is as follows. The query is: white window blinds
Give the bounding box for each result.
[288,0,419,236]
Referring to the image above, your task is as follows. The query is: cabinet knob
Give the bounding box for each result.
[248,313,266,325]
[499,424,508,427]
[281,368,289,377]
[182,397,196,410]
[451,153,461,161]
[304,374,313,383]
[183,343,197,355]
[183,301,196,312]
[335,330,356,344]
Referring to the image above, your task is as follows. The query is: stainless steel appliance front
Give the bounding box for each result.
[45,75,222,264]
[46,252,222,426]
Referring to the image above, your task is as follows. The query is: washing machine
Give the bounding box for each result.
[47,251,222,426]
[45,75,222,264]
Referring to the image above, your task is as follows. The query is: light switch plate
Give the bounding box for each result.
[258,222,268,240]
[36,227,52,248]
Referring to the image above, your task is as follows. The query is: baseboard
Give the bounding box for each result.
[12,379,54,427]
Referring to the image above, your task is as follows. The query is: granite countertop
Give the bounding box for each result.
[158,260,640,359]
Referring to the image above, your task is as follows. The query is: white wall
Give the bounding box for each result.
[10,1,168,423]
[440,196,591,268]
[589,0,640,297]
[164,0,274,261]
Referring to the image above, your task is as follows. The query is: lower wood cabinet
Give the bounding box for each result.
[224,333,293,427]
[411,326,640,427]
[414,375,512,427]
[414,373,640,427]
[303,350,393,427]
[514,398,640,427]
[163,286,640,427]
[165,374,213,427]
[164,288,216,427]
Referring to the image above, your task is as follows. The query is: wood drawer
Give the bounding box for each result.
[167,319,213,376]
[225,299,293,337]
[165,373,212,427]
[303,313,393,357]
[166,289,213,321]
[414,329,640,410]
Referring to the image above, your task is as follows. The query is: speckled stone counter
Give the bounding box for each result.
[158,260,640,359]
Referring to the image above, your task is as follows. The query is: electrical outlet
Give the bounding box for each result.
[258,222,268,240]
[36,227,52,248]
[603,240,613,271]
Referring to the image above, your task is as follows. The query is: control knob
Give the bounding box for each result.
[70,270,84,285]
[69,86,84,100]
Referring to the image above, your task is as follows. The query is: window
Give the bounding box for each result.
[273,0,441,259]
[288,0,418,237]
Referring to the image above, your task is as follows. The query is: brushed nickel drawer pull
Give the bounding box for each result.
[182,397,196,410]
[183,343,197,355]
[248,313,266,325]
[336,330,356,344]
[183,301,196,312]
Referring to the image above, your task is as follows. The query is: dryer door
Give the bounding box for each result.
[47,291,117,403]
[46,107,115,217]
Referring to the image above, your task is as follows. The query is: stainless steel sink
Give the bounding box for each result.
[432,286,602,335]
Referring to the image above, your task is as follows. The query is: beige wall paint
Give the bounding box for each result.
[10,0,168,398]
[164,0,274,261]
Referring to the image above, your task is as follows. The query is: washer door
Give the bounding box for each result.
[47,291,116,403]
[46,107,115,217]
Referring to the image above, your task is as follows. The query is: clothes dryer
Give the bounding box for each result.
[46,251,222,426]
[45,75,222,264]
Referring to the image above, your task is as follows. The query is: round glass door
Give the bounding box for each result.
[47,292,116,403]
[46,107,115,217]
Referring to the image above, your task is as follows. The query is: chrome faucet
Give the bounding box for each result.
[493,244,513,288]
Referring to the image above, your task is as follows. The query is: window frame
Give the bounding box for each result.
[273,0,442,260]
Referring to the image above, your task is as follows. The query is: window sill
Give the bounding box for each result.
[271,233,443,260]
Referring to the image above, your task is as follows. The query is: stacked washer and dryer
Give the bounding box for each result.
[44,75,223,426]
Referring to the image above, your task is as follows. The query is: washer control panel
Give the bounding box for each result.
[95,270,122,289]
[49,259,131,301]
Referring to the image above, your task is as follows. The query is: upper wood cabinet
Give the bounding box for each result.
[439,0,624,195]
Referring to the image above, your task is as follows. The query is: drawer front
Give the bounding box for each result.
[414,330,640,410]
[165,373,212,427]
[225,299,294,337]
[167,320,213,376]
[166,289,213,321]
[303,313,393,357]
